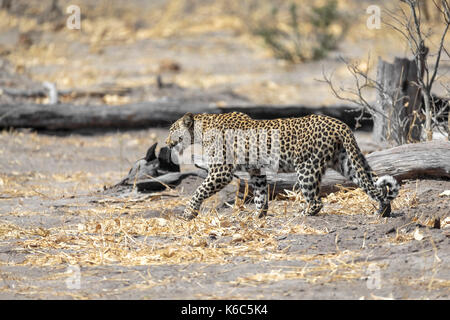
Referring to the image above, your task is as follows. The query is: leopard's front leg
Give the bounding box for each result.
[183,164,234,220]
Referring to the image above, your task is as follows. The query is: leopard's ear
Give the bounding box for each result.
[182,112,194,128]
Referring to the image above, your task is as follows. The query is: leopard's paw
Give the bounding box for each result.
[182,207,198,220]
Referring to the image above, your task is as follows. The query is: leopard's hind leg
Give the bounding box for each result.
[296,157,326,216]
[333,139,398,217]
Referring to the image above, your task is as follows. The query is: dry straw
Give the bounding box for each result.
[0,183,417,269]
[0,167,425,288]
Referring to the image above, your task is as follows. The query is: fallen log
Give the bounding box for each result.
[133,171,206,192]
[0,84,132,99]
[108,143,206,194]
[0,102,216,130]
[112,140,450,197]
[0,101,371,130]
[218,104,372,129]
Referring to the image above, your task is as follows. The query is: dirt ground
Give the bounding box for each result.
[0,1,449,300]
[0,129,448,300]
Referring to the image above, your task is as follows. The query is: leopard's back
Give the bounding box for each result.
[194,113,351,173]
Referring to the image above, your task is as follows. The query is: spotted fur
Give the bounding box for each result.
[166,112,399,219]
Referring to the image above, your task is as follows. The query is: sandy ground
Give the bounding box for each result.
[0,129,448,300]
[0,1,449,300]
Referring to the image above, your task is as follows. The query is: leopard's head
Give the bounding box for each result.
[166,112,195,151]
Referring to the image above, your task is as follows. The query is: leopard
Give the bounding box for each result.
[166,111,399,220]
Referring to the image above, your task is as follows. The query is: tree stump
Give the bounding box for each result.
[373,57,423,145]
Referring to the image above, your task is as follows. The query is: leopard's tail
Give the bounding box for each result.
[340,129,399,216]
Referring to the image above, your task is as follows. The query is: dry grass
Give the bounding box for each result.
[231,250,383,286]
[278,185,418,217]
[0,178,419,270]
[13,198,327,267]
[3,1,446,88]
[0,155,444,296]
[0,171,120,199]
[0,222,50,240]
[2,0,448,108]
[0,128,160,199]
